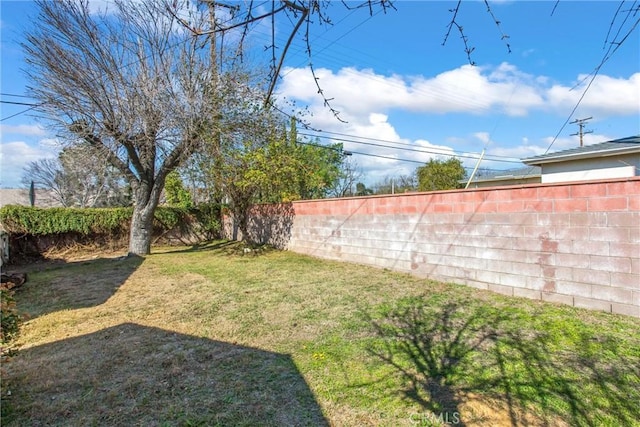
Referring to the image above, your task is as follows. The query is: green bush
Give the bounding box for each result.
[164,171,193,209]
[0,205,131,235]
[0,205,222,237]
[153,206,187,230]
[192,202,222,236]
[1,286,22,355]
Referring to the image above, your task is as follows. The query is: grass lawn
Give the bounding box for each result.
[2,241,639,426]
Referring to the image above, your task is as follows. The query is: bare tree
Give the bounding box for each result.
[328,157,363,198]
[21,145,129,208]
[62,147,130,208]
[373,174,417,195]
[21,158,68,207]
[23,0,221,254]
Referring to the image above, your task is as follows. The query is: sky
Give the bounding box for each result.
[1,0,639,188]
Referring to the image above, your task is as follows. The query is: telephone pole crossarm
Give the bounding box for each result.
[570,116,593,147]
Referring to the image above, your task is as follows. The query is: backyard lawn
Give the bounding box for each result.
[2,241,639,426]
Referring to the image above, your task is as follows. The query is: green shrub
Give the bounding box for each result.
[1,286,22,355]
[0,205,222,236]
[0,205,223,253]
[153,206,187,230]
[192,202,222,236]
[0,205,131,235]
[165,171,193,209]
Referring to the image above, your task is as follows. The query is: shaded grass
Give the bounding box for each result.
[2,241,639,426]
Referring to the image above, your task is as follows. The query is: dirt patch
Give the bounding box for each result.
[458,392,566,426]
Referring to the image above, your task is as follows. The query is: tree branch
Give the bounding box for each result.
[69,123,138,187]
[265,1,308,105]
[443,0,511,65]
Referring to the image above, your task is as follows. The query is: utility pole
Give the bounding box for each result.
[570,116,593,147]
[199,1,237,81]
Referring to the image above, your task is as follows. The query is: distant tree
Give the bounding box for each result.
[355,182,373,196]
[208,104,292,239]
[180,114,347,211]
[328,157,363,198]
[293,142,345,200]
[21,158,65,205]
[29,181,36,207]
[21,145,129,208]
[373,174,417,195]
[416,158,466,191]
[179,151,222,206]
[164,171,193,209]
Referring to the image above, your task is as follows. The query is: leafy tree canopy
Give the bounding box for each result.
[417,158,466,192]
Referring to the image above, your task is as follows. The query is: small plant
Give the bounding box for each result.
[1,285,23,358]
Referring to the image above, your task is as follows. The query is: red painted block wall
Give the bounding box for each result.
[225,177,640,317]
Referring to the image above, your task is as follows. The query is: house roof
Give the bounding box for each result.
[522,135,640,165]
[462,166,541,184]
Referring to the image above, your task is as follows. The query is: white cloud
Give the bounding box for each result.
[522,48,536,58]
[0,140,59,188]
[473,132,491,145]
[547,73,640,116]
[278,63,549,119]
[277,63,640,121]
[0,124,47,136]
[275,63,639,183]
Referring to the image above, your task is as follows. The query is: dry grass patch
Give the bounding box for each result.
[2,241,639,426]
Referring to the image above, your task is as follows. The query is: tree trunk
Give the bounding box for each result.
[237,211,250,244]
[230,195,253,244]
[128,204,155,255]
[128,185,161,256]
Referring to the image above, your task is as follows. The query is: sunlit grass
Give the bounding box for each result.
[2,241,639,426]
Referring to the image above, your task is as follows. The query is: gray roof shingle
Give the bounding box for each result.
[522,135,640,165]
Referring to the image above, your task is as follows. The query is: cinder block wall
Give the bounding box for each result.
[227,178,640,317]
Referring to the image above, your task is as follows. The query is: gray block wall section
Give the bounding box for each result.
[225,178,640,317]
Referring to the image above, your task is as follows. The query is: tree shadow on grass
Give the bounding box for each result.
[153,239,279,258]
[366,298,640,426]
[2,323,328,426]
[13,255,144,320]
[151,240,239,255]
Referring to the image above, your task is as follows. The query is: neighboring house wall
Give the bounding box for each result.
[541,154,640,183]
[225,178,640,317]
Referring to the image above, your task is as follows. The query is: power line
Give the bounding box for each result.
[240,7,492,113]
[297,139,506,173]
[0,100,39,107]
[297,130,523,164]
[1,106,39,122]
[304,128,522,160]
[246,9,513,113]
[539,0,638,156]
[272,100,524,170]
[0,93,36,99]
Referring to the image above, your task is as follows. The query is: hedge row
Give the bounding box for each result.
[0,204,222,238]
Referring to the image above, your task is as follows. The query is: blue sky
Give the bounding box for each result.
[1,1,639,188]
